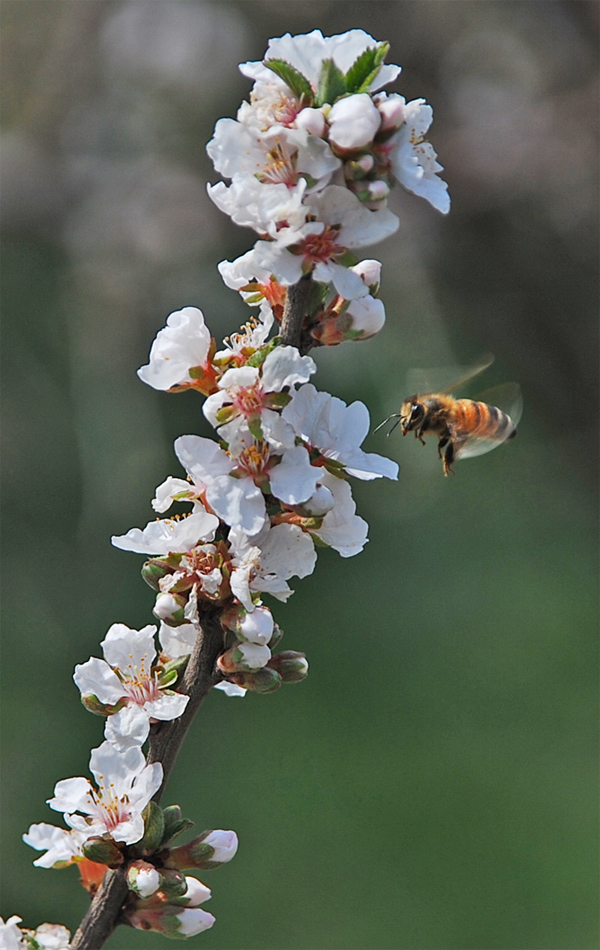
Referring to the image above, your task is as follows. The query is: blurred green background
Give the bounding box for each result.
[1,2,598,948]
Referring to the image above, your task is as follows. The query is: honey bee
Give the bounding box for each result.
[376,358,522,476]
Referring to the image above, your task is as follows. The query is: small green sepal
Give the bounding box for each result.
[137,800,165,855]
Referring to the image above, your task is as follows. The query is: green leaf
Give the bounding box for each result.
[345,42,390,94]
[265,59,314,104]
[316,58,347,106]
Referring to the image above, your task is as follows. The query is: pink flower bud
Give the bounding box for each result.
[175,908,216,937]
[294,107,326,137]
[200,830,238,864]
[377,93,406,131]
[328,94,381,150]
[179,876,211,906]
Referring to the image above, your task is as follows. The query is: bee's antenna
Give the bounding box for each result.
[373,413,400,435]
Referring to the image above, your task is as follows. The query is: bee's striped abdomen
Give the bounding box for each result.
[453,399,515,441]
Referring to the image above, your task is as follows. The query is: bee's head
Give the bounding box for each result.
[400,397,425,434]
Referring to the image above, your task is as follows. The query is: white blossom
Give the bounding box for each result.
[173,909,215,937]
[254,186,398,298]
[310,471,369,557]
[203,345,315,447]
[73,623,189,752]
[47,742,163,846]
[0,917,22,950]
[213,680,248,697]
[228,522,317,611]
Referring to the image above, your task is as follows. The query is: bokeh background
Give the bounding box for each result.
[1,2,598,948]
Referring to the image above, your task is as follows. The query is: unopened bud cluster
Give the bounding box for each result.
[217,604,307,695]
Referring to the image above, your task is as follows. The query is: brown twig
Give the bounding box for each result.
[280,273,314,353]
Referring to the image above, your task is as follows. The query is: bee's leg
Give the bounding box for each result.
[437,436,448,459]
[415,420,428,446]
[443,442,456,476]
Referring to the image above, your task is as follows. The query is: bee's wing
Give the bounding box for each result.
[405,353,494,397]
[456,383,523,460]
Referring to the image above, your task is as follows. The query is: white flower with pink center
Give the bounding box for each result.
[73,623,189,752]
[282,383,399,480]
[228,522,317,611]
[253,186,398,299]
[203,345,316,447]
[207,120,339,195]
[47,742,163,846]
[164,434,320,536]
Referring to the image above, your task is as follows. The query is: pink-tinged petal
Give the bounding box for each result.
[73,657,125,705]
[202,829,238,862]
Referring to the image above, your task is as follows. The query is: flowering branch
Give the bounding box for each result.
[11,28,449,950]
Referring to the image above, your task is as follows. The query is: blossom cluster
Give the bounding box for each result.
[208,29,449,344]
[112,304,397,694]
